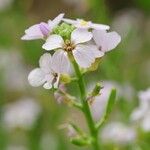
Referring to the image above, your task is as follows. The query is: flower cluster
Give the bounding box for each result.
[22,13,121,90]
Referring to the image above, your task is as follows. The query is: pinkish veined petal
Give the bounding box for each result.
[91,23,110,30]
[48,13,64,30]
[39,53,52,73]
[28,68,46,87]
[51,50,70,73]
[63,18,77,25]
[86,44,105,58]
[21,24,43,40]
[71,29,92,45]
[73,44,98,68]
[42,35,64,51]
[75,19,91,29]
[43,73,54,89]
[93,30,121,52]
[39,22,50,37]
[43,82,52,89]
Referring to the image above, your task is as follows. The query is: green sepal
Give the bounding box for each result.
[60,74,72,83]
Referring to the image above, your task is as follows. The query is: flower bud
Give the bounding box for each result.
[91,83,103,96]
[87,83,103,105]
[71,136,93,146]
[53,23,75,40]
[60,74,71,83]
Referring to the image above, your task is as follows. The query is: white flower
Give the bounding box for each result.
[2,98,41,130]
[63,18,110,30]
[28,52,70,89]
[93,29,121,52]
[130,88,150,132]
[42,29,104,68]
[21,13,64,40]
[101,122,136,145]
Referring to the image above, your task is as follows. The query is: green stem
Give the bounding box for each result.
[72,60,100,150]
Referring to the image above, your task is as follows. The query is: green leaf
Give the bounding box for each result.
[105,89,116,116]
[96,89,116,129]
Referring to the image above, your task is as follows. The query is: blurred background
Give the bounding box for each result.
[0,0,150,150]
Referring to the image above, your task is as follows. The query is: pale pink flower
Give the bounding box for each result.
[42,28,104,68]
[28,52,70,89]
[63,18,110,30]
[21,13,64,40]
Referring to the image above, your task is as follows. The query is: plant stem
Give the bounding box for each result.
[72,60,100,150]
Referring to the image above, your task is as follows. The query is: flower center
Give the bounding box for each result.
[63,40,75,52]
[79,20,88,26]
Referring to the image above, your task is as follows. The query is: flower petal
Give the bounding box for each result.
[71,29,92,45]
[39,22,50,36]
[63,18,77,24]
[75,19,91,29]
[39,53,52,73]
[73,44,98,68]
[42,35,64,51]
[43,82,52,89]
[21,24,43,40]
[86,44,104,58]
[51,50,70,73]
[93,30,121,52]
[28,68,45,87]
[48,13,65,30]
[91,23,110,30]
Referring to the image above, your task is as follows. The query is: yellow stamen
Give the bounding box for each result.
[80,20,88,26]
